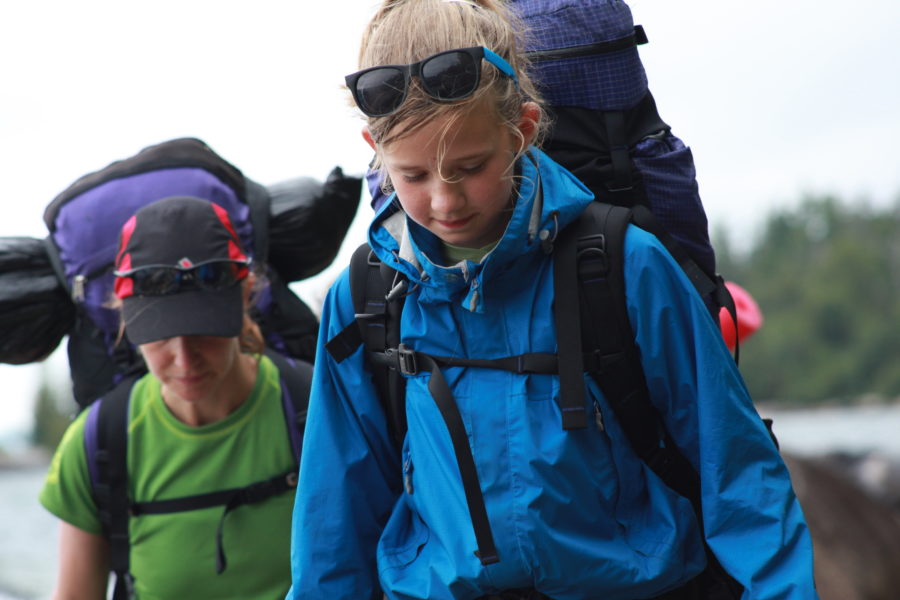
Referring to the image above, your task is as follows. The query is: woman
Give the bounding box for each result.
[41,195,309,599]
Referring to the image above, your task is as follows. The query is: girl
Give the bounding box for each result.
[288,1,818,598]
[41,196,310,599]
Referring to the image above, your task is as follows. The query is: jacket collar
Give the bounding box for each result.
[367,147,593,312]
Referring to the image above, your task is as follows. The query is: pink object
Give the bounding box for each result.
[718,281,764,350]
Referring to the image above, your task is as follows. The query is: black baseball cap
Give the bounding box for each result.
[113,196,250,345]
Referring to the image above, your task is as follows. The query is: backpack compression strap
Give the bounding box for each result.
[325,243,410,446]
[85,351,310,594]
[558,201,744,599]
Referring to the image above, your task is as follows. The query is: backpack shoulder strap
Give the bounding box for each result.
[562,201,700,498]
[325,242,408,447]
[323,243,376,362]
[84,376,139,600]
[561,201,743,598]
[263,348,312,462]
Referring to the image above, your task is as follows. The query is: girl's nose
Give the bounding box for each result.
[430,178,465,215]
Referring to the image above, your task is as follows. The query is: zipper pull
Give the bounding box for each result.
[594,403,605,432]
[72,274,86,303]
[403,456,414,494]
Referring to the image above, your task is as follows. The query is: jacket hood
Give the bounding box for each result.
[367,146,593,313]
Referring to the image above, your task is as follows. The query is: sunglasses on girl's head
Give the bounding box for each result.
[114,259,250,297]
[345,46,519,118]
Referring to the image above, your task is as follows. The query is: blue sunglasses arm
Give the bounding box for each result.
[482,47,519,86]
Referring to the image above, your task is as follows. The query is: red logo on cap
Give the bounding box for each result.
[178,257,194,268]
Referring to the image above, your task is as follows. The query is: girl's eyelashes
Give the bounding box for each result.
[401,172,426,183]
[396,161,485,184]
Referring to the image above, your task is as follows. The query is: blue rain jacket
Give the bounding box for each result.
[288,149,817,600]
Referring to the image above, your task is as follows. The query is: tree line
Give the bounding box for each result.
[715,194,900,405]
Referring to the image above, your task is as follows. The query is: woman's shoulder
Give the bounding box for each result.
[39,406,103,533]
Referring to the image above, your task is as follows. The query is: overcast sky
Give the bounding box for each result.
[1,0,898,436]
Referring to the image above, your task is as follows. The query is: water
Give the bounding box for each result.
[762,403,900,459]
[0,466,57,600]
[1,403,898,598]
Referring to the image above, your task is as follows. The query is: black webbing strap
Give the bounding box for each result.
[416,352,499,565]
[602,110,634,196]
[525,25,648,62]
[370,346,558,377]
[572,203,699,497]
[325,318,363,363]
[264,349,312,462]
[42,235,70,295]
[245,177,271,263]
[326,243,411,447]
[95,378,139,600]
[325,244,384,363]
[130,471,298,517]
[571,202,743,599]
[552,219,590,430]
[714,274,740,365]
[131,470,298,574]
[380,260,408,446]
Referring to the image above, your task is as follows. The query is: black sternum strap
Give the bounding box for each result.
[374,346,559,567]
[130,470,298,575]
[418,353,499,565]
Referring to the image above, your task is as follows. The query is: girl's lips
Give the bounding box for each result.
[436,215,473,229]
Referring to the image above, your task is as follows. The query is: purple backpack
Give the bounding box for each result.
[40,137,361,407]
[515,0,723,298]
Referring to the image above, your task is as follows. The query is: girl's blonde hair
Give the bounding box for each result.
[358,0,546,185]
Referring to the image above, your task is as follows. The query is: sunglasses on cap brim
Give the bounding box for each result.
[345,46,519,118]
[114,259,250,298]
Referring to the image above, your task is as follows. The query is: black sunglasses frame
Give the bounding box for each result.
[345,46,518,118]
[115,259,250,297]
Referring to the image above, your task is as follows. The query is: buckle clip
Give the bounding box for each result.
[395,343,417,376]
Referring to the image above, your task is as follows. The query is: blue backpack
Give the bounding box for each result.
[40,136,361,408]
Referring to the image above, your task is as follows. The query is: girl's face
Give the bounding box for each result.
[140,335,242,404]
[366,102,538,249]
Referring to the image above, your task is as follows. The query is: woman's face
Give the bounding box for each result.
[140,335,242,404]
[367,102,537,249]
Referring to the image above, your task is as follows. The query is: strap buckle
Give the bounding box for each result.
[576,245,609,278]
[394,343,418,376]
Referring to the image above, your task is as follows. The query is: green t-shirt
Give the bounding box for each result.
[40,355,296,600]
[442,240,499,265]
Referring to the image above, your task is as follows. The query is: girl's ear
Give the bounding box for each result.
[362,125,378,151]
[515,101,541,151]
